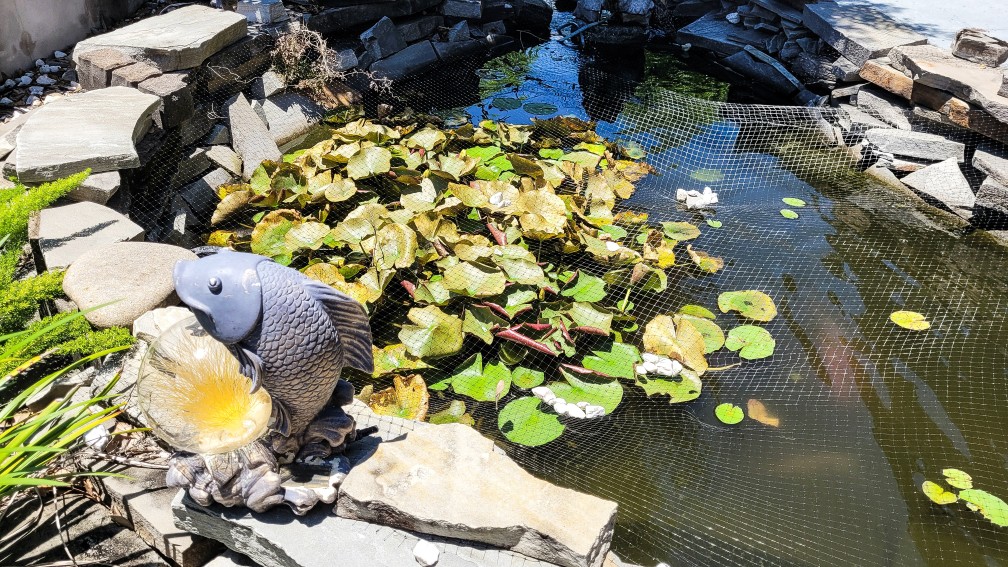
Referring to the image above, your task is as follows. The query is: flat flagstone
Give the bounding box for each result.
[67,171,121,205]
[899,157,975,220]
[72,5,248,72]
[675,13,772,56]
[14,87,160,182]
[32,201,145,270]
[227,93,281,179]
[802,2,927,67]
[864,128,965,163]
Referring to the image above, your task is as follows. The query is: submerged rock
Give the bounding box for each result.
[899,158,975,220]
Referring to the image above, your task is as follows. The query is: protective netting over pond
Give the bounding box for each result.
[139,44,1008,566]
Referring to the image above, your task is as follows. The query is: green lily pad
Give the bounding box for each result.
[398,306,464,358]
[706,219,722,228]
[428,400,475,426]
[512,366,546,389]
[678,304,716,319]
[922,480,958,505]
[725,325,776,360]
[637,370,702,403]
[715,402,744,424]
[619,141,646,160]
[539,148,564,160]
[347,146,392,180]
[492,97,523,110]
[454,359,512,402]
[782,197,806,207]
[661,221,701,241]
[890,310,930,331]
[462,305,506,344]
[943,468,973,490]
[498,397,565,447]
[718,290,777,322]
[250,209,301,265]
[679,315,725,354]
[958,489,1008,527]
[582,343,641,380]
[523,102,559,115]
[550,367,624,414]
[561,273,607,302]
[372,344,429,376]
[690,168,724,182]
[780,209,799,219]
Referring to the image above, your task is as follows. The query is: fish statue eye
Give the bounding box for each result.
[208,277,223,294]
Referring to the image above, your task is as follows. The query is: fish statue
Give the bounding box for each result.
[166,250,374,512]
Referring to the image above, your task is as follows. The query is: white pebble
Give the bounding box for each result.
[576,401,589,409]
[726,12,741,23]
[54,50,67,58]
[642,352,661,364]
[28,86,44,95]
[19,76,32,86]
[635,364,647,375]
[1,79,14,90]
[35,59,45,67]
[413,539,439,567]
[553,402,567,414]
[69,81,80,90]
[25,95,40,105]
[642,360,657,373]
[84,425,109,450]
[531,386,551,397]
[553,398,566,407]
[36,75,56,86]
[0,97,11,106]
[565,405,586,418]
[585,405,606,418]
[489,191,504,206]
[605,240,621,252]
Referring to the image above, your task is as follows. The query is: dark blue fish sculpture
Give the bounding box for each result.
[167,250,374,511]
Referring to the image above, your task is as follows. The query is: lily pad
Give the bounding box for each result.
[718,290,777,322]
[678,304,716,319]
[250,209,301,265]
[782,197,806,207]
[691,168,724,182]
[706,219,722,228]
[398,306,464,358]
[428,400,475,426]
[523,102,559,115]
[679,314,725,354]
[642,315,708,374]
[368,374,429,421]
[922,480,958,505]
[454,359,512,402]
[943,468,973,490]
[550,367,624,414]
[512,366,546,389]
[715,402,744,424]
[746,399,780,427]
[561,273,607,302]
[725,325,776,360]
[686,244,724,274]
[515,189,568,239]
[780,209,799,220]
[492,97,523,110]
[661,221,701,241]
[498,397,565,447]
[539,148,564,160]
[582,343,642,380]
[347,146,392,180]
[637,370,702,403]
[890,310,930,331]
[443,261,507,297]
[958,489,1008,527]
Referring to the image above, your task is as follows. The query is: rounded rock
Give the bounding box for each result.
[63,242,197,328]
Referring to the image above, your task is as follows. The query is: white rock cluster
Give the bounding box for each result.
[413,539,440,567]
[676,186,719,209]
[531,386,606,419]
[635,352,683,377]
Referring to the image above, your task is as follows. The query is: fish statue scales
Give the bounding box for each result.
[165,250,374,513]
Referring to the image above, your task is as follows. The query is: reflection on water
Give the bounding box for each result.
[391,9,1008,566]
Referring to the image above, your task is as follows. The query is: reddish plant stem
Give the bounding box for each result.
[400,280,416,297]
[495,329,557,356]
[571,326,608,336]
[487,221,507,245]
[479,302,512,320]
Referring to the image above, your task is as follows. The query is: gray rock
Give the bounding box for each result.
[179,167,233,224]
[676,13,772,56]
[259,92,327,148]
[899,157,974,219]
[329,49,359,73]
[831,82,868,99]
[443,0,483,19]
[132,306,193,341]
[62,241,196,328]
[15,87,160,182]
[201,35,275,97]
[796,37,819,55]
[482,20,508,37]
[750,0,802,23]
[338,423,618,567]
[574,0,604,22]
[67,171,121,205]
[206,145,243,177]
[723,51,797,94]
[73,5,248,72]
[361,17,408,61]
[306,0,442,35]
[398,15,445,43]
[433,39,486,62]
[448,20,471,42]
[837,103,889,133]
[974,147,1008,186]
[864,128,965,163]
[975,176,1008,219]
[138,71,194,129]
[227,92,281,179]
[179,110,218,147]
[832,55,861,83]
[205,124,232,145]
[802,2,927,67]
[76,48,136,91]
[889,44,1008,125]
[250,70,285,99]
[110,61,162,88]
[370,41,439,81]
[171,147,212,190]
[618,0,653,25]
[0,108,34,161]
[856,88,912,130]
[236,0,289,24]
[26,367,95,412]
[952,28,1008,67]
[90,342,149,427]
[32,201,144,271]
[205,551,260,567]
[103,465,223,567]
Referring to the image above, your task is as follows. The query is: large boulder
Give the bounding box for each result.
[337,423,618,567]
[62,241,197,328]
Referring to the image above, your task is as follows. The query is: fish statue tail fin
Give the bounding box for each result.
[301,279,375,374]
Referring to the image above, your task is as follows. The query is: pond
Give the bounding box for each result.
[378,9,1008,567]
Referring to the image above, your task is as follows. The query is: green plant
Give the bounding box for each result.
[0,313,134,378]
[0,311,128,501]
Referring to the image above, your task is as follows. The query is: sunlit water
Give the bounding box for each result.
[381,8,1008,567]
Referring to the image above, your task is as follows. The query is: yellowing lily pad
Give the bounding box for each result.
[746,399,779,427]
[718,290,777,322]
[890,310,930,331]
[398,306,464,358]
[943,468,973,490]
[780,209,799,219]
[715,403,744,424]
[922,480,958,505]
[368,374,429,421]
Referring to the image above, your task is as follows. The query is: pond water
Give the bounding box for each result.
[384,9,1008,567]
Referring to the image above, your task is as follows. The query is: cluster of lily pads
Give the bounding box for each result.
[922,468,1008,528]
[209,115,780,447]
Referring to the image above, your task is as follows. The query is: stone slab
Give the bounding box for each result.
[0,108,34,161]
[864,128,965,163]
[361,17,407,62]
[205,124,232,145]
[206,145,243,177]
[952,28,1008,67]
[138,71,195,129]
[899,157,974,219]
[676,13,773,56]
[338,423,617,567]
[133,305,193,341]
[802,2,927,67]
[63,241,195,328]
[33,201,144,271]
[77,48,136,91]
[859,58,914,100]
[433,40,487,63]
[889,44,1008,125]
[111,61,162,88]
[259,92,327,147]
[67,170,121,205]
[180,167,234,224]
[974,147,1008,186]
[227,92,281,180]
[443,0,483,19]
[306,0,443,34]
[73,5,248,73]
[837,102,889,133]
[751,0,802,23]
[15,87,160,182]
[856,87,911,130]
[397,15,445,43]
[370,41,440,82]
[200,34,275,97]
[250,70,285,100]
[975,176,1008,219]
[171,147,212,190]
[237,0,290,24]
[102,465,223,567]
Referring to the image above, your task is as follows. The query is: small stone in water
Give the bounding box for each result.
[585,405,606,418]
[54,50,67,58]
[726,12,741,23]
[19,76,32,86]
[642,352,661,364]
[576,401,589,409]
[642,360,658,373]
[553,402,567,414]
[413,539,439,567]
[635,364,647,375]
[553,398,566,407]
[565,405,586,419]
